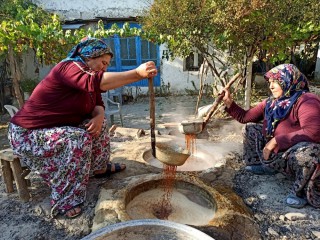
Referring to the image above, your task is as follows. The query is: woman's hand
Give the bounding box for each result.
[222,88,233,108]
[263,137,277,160]
[86,106,104,137]
[136,61,158,79]
[85,117,104,137]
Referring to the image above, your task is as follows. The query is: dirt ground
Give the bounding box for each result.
[0,95,320,240]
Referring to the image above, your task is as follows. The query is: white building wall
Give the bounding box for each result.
[32,0,150,20]
[160,47,209,94]
[30,0,210,94]
[161,58,195,93]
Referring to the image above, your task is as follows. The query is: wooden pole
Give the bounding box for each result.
[148,77,156,157]
[202,72,241,129]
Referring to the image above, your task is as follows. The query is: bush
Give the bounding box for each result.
[20,79,38,93]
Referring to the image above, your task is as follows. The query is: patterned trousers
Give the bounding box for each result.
[243,123,320,208]
[8,119,110,216]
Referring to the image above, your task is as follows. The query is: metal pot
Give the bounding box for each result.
[178,119,204,135]
[81,219,215,240]
[155,142,190,166]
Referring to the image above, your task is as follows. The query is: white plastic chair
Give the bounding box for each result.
[101,93,123,127]
[4,105,19,117]
[3,104,30,170]
[108,87,123,104]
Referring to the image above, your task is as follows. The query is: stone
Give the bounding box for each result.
[279,215,285,221]
[284,212,308,221]
[312,231,320,239]
[268,227,279,237]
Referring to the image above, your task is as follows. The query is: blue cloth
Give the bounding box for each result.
[263,64,309,137]
[62,37,113,64]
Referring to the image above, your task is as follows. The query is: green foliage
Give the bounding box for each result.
[1,0,319,70]
[0,0,83,63]
[1,0,319,104]
[0,0,162,68]
[140,0,216,59]
[139,0,320,106]
[141,0,320,67]
[0,1,162,65]
[20,78,38,93]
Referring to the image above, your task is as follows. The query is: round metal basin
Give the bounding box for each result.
[82,219,215,240]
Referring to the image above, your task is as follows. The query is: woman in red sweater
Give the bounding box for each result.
[223,64,320,209]
[8,37,157,218]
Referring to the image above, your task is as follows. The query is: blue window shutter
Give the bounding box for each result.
[136,36,142,65]
[104,22,160,87]
[114,37,121,72]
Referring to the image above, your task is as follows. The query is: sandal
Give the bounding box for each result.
[63,206,82,219]
[285,194,307,209]
[245,164,276,175]
[94,162,126,178]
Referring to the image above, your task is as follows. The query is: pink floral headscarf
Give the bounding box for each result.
[263,64,309,137]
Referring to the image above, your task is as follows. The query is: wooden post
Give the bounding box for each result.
[148,77,156,157]
[0,149,30,201]
[0,159,14,193]
[10,157,30,202]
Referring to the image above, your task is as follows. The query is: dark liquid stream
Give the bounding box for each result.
[153,134,197,219]
[152,164,176,219]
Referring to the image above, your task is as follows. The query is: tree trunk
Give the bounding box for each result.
[7,46,24,107]
[195,60,209,116]
[244,58,253,110]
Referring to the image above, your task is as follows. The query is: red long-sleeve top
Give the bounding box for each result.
[11,61,105,129]
[225,93,320,152]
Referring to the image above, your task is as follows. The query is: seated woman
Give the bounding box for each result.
[8,37,157,218]
[222,64,320,209]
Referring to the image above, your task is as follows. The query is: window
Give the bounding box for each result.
[184,52,204,71]
[120,37,137,66]
[104,22,160,87]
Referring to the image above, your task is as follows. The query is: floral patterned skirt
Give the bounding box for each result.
[243,123,320,208]
[8,119,110,216]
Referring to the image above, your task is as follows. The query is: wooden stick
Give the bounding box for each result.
[202,72,241,129]
[148,77,156,157]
